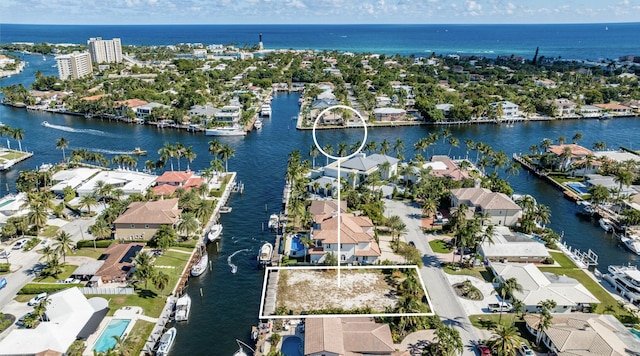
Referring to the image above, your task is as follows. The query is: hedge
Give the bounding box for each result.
[76,239,116,249]
[18,283,81,295]
[0,263,10,273]
[23,237,41,251]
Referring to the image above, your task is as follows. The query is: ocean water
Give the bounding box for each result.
[1,23,640,60]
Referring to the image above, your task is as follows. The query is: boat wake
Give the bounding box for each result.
[77,148,132,155]
[42,122,118,137]
[227,248,250,274]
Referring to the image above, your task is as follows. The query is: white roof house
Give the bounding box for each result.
[492,262,599,313]
[322,153,400,182]
[0,287,108,355]
[75,169,157,196]
[479,226,551,263]
[50,167,102,194]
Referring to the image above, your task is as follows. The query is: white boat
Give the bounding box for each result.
[190,249,209,277]
[258,242,273,265]
[620,229,640,255]
[267,214,279,230]
[220,206,232,213]
[603,265,640,306]
[41,121,49,126]
[577,201,595,216]
[156,327,176,356]
[260,104,272,117]
[205,125,247,136]
[254,120,263,130]
[233,339,255,356]
[599,218,614,232]
[174,294,191,322]
[599,113,613,120]
[207,224,223,242]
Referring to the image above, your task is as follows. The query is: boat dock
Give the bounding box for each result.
[512,153,582,201]
[557,241,598,269]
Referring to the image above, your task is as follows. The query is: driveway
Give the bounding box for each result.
[384,199,481,356]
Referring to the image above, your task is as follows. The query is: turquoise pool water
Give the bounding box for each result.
[630,328,640,341]
[93,319,131,353]
[291,236,304,251]
[566,182,589,195]
[281,336,303,356]
[0,199,15,208]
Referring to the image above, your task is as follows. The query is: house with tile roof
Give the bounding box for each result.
[309,200,347,223]
[403,156,473,183]
[309,213,381,264]
[450,187,522,226]
[492,262,599,313]
[94,243,144,283]
[523,313,640,355]
[153,170,203,196]
[113,198,181,241]
[304,317,395,356]
[547,144,595,172]
[594,103,633,116]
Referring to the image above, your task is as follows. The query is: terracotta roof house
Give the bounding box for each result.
[304,317,395,356]
[113,198,181,241]
[450,187,522,226]
[404,156,472,183]
[95,243,144,283]
[309,200,347,223]
[523,313,640,355]
[492,262,599,313]
[309,213,381,265]
[547,144,594,171]
[153,170,203,196]
[594,103,633,116]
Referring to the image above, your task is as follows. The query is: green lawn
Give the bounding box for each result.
[155,249,192,293]
[0,151,26,160]
[429,239,452,253]
[443,264,493,282]
[72,247,107,259]
[538,267,625,314]
[548,251,577,268]
[128,320,155,355]
[34,264,78,282]
[89,293,167,318]
[40,225,60,238]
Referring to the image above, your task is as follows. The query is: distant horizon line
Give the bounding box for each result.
[2,21,639,26]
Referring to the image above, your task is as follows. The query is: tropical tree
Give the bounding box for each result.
[219,144,235,172]
[11,127,25,151]
[158,142,176,171]
[494,277,523,323]
[309,145,319,168]
[79,193,98,215]
[56,137,69,161]
[176,212,200,239]
[154,271,170,297]
[133,251,155,289]
[487,322,521,356]
[53,230,74,262]
[433,323,463,356]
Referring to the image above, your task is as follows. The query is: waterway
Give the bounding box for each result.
[2,54,640,354]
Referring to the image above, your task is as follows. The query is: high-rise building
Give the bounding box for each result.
[55,52,93,80]
[87,37,123,64]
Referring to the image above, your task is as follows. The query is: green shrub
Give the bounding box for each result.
[543,257,555,264]
[0,263,10,272]
[23,237,41,251]
[18,283,80,295]
[76,239,115,249]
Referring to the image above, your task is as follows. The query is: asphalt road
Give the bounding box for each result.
[0,244,43,309]
[385,199,481,356]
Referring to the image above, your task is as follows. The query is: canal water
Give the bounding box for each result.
[2,54,640,354]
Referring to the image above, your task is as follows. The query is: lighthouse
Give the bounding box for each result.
[259,33,263,50]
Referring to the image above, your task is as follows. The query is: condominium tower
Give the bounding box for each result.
[87,37,123,63]
[55,52,93,80]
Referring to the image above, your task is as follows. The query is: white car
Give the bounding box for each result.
[520,342,534,356]
[12,238,29,250]
[28,292,47,306]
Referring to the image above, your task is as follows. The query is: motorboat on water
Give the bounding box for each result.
[576,201,595,215]
[190,247,209,277]
[600,113,613,120]
[205,125,247,136]
[207,224,223,242]
[254,120,263,130]
[258,242,273,266]
[131,147,147,155]
[620,229,640,255]
[603,265,640,306]
[156,327,176,356]
[174,294,191,322]
[267,214,279,230]
[41,121,49,126]
[220,206,232,213]
[233,339,255,356]
[599,218,614,232]
[260,104,272,117]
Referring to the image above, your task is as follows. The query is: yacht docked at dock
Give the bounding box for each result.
[603,265,640,306]
[205,125,247,136]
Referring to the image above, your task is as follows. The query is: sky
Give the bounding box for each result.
[1,0,639,25]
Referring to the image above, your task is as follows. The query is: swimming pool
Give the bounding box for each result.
[566,182,589,195]
[93,319,131,353]
[630,328,640,341]
[0,199,15,208]
[281,336,303,356]
[291,235,305,251]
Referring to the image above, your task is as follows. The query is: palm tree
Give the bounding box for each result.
[53,230,74,262]
[487,322,521,356]
[322,143,334,165]
[433,323,463,356]
[219,144,235,172]
[89,220,113,240]
[447,136,459,157]
[133,251,154,289]
[379,139,390,155]
[39,245,57,263]
[309,145,319,168]
[183,146,196,170]
[11,127,25,152]
[177,212,200,239]
[56,137,69,162]
[393,138,405,157]
[154,271,170,297]
[158,142,176,171]
[494,277,523,323]
[79,193,98,215]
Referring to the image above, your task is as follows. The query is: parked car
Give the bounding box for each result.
[488,302,513,313]
[12,238,29,250]
[408,241,416,247]
[477,343,491,356]
[520,342,534,356]
[28,292,47,306]
[0,277,6,290]
[58,278,81,284]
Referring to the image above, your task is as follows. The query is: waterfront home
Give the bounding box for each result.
[0,287,109,355]
[76,169,157,197]
[491,262,599,313]
[403,156,473,184]
[323,153,398,183]
[308,213,381,264]
[490,100,520,119]
[113,198,181,241]
[114,98,149,118]
[584,174,638,197]
[0,192,29,225]
[594,103,634,116]
[136,102,170,119]
[311,98,340,110]
[478,226,551,263]
[153,170,203,196]
[308,176,339,197]
[523,313,640,355]
[188,105,219,124]
[309,200,347,223]
[551,99,577,117]
[547,144,594,172]
[450,187,522,226]
[367,154,400,179]
[304,317,395,356]
[373,107,406,122]
[579,104,603,118]
[50,167,103,195]
[436,103,454,117]
[95,243,144,283]
[214,105,242,125]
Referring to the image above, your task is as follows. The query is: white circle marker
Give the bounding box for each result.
[311,105,368,288]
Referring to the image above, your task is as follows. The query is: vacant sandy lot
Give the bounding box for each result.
[276,268,398,314]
